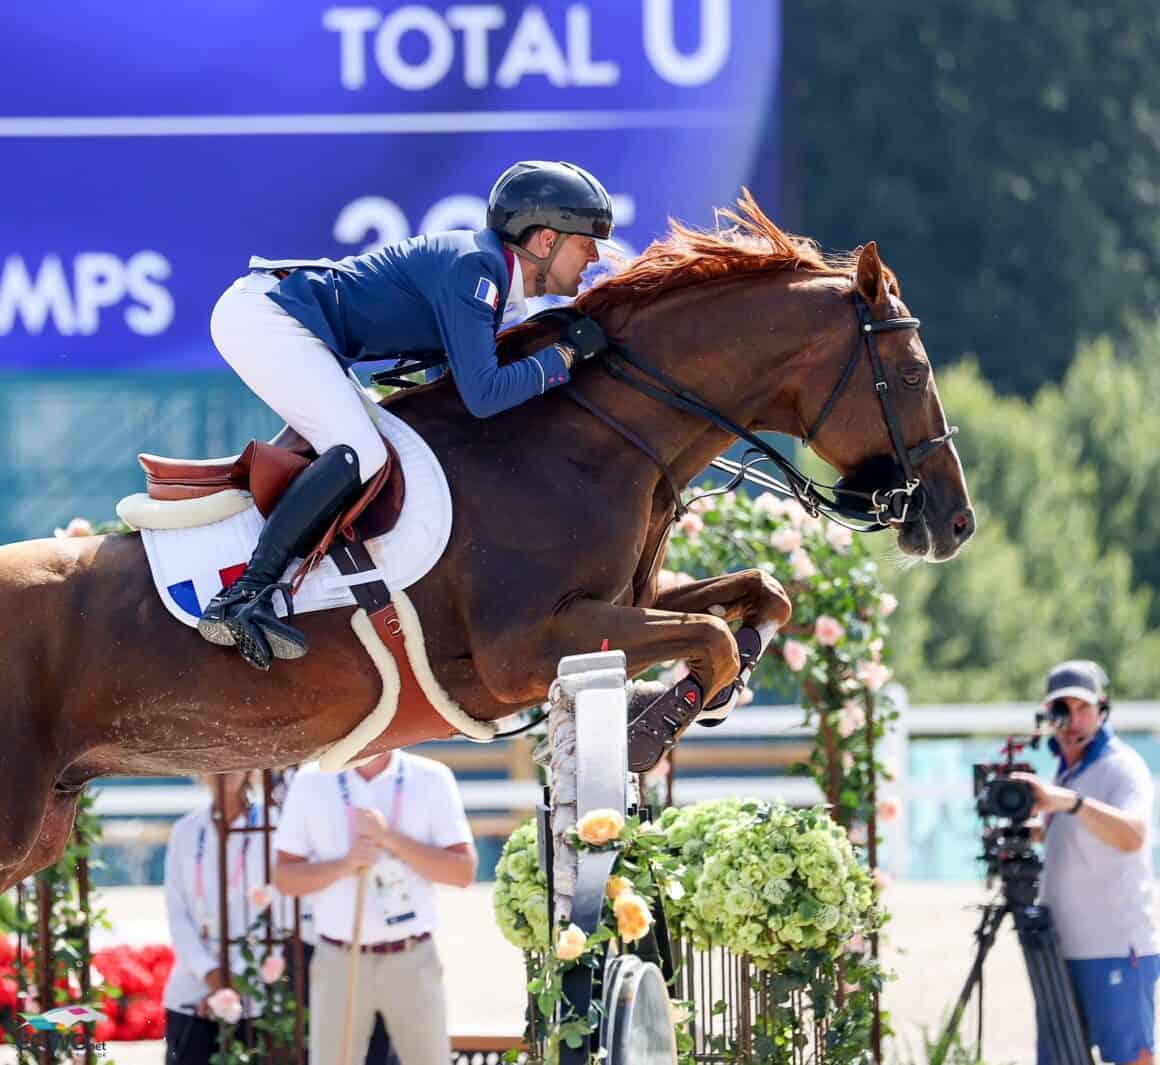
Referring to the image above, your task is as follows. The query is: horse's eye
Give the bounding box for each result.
[899,365,926,389]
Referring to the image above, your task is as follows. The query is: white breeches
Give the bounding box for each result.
[209,272,388,484]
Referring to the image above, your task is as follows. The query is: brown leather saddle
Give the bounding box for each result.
[138,425,406,576]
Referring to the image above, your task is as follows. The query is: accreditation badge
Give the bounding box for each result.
[371,854,416,928]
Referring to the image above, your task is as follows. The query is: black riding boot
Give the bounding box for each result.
[197,445,363,670]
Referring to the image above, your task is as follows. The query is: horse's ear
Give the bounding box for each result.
[855,241,890,309]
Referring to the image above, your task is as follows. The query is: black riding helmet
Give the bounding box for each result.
[487,161,614,295]
[487,160,614,243]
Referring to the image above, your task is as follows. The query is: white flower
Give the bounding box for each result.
[856,660,892,692]
[789,550,817,580]
[825,523,854,553]
[770,527,803,554]
[879,593,899,617]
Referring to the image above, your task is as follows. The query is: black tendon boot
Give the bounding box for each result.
[197,445,363,670]
[626,677,704,773]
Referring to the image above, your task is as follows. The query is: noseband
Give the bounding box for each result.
[565,290,958,531]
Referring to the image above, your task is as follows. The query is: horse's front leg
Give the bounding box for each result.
[477,598,742,771]
[651,568,792,629]
[652,568,791,716]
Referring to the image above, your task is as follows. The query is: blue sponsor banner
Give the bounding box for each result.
[0,0,780,371]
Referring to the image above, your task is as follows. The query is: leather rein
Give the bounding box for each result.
[567,291,959,532]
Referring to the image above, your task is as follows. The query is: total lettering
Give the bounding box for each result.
[323,0,732,91]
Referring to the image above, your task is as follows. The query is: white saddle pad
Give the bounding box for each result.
[122,403,453,628]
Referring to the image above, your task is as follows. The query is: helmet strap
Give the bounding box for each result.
[508,237,567,297]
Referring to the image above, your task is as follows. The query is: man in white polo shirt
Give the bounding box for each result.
[1015,660,1159,1065]
[272,751,477,1065]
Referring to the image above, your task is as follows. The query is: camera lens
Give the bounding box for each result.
[991,779,1035,821]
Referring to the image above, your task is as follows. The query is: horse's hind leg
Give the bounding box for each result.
[0,764,67,891]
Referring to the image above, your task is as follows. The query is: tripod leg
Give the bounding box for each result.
[1013,906,1094,1065]
[931,905,1007,1065]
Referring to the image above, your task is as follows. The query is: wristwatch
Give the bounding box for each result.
[1067,792,1085,815]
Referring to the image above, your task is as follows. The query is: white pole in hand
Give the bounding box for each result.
[339,868,369,1065]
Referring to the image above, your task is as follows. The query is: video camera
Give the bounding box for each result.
[972,735,1044,901]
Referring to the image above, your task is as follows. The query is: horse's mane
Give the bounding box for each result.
[576,189,878,318]
[493,190,895,358]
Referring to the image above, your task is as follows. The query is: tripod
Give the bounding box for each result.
[933,877,1093,1065]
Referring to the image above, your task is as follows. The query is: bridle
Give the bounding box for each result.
[566,290,959,532]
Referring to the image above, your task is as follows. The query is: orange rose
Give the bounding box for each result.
[576,809,625,846]
[613,893,653,943]
[605,875,634,901]
[555,923,587,961]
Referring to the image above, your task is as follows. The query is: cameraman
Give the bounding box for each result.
[1013,660,1158,1065]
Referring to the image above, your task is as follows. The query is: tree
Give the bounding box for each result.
[878,359,1160,700]
[784,0,1160,394]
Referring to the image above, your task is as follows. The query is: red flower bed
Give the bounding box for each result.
[0,937,173,1042]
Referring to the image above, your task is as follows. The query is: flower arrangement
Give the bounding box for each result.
[494,800,882,1064]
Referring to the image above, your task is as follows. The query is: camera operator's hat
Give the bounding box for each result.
[1044,660,1107,706]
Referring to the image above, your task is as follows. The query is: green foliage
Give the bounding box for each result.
[787,0,1160,394]
[495,803,883,1064]
[880,349,1160,700]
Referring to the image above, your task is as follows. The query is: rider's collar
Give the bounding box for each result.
[504,247,527,320]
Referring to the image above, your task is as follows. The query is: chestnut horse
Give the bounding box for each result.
[0,197,973,888]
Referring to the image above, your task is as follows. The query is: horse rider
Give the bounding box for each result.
[198,161,614,671]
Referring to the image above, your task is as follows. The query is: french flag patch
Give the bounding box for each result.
[474,276,500,310]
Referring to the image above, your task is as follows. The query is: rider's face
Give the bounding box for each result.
[545,233,600,296]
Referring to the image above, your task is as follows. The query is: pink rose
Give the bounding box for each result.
[856,660,892,692]
[825,523,854,552]
[877,797,902,823]
[207,988,243,1025]
[753,493,787,516]
[878,593,898,618]
[677,512,704,539]
[782,639,808,672]
[872,869,893,892]
[247,884,274,913]
[814,615,845,646]
[789,550,817,580]
[770,527,802,554]
[259,955,285,984]
[837,700,866,738]
[54,517,93,538]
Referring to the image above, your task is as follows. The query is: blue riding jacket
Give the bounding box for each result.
[249,228,570,418]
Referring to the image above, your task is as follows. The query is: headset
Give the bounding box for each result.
[1043,660,1110,742]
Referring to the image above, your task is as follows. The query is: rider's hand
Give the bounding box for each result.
[564,318,607,362]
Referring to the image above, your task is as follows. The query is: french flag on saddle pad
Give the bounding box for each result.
[165,564,247,624]
[473,275,500,310]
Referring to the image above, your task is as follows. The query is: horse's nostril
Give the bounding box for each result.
[952,508,975,541]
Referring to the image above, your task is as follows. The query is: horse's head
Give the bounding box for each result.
[788,242,974,561]
[571,194,973,560]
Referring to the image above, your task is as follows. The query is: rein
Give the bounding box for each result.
[569,292,958,532]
